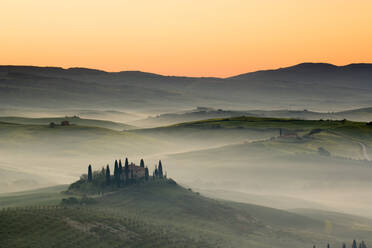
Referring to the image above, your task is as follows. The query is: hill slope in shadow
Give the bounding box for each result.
[1,63,372,112]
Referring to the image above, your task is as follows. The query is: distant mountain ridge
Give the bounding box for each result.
[2,62,372,79]
[1,63,372,112]
[230,62,372,78]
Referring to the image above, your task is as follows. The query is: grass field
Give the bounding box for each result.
[0,185,69,208]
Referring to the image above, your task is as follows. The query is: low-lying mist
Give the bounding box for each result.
[1,110,372,220]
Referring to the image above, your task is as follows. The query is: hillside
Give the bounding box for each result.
[0,166,51,193]
[133,116,372,154]
[2,116,372,217]
[132,107,372,128]
[1,182,371,248]
[0,122,164,157]
[0,185,68,208]
[0,116,135,131]
[0,122,171,193]
[1,63,372,113]
[132,117,372,216]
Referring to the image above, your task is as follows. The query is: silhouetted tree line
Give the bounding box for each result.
[86,158,165,188]
[313,240,367,248]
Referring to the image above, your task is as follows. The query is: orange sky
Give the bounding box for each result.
[1,0,372,77]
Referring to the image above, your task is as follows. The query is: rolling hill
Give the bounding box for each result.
[132,116,372,156]
[0,121,172,193]
[1,116,372,217]
[1,182,371,248]
[131,117,372,216]
[1,63,372,113]
[0,116,135,131]
[132,107,372,128]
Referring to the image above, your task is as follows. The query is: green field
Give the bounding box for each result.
[141,116,372,159]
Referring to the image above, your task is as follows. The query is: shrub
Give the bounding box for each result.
[318,147,331,156]
[61,197,79,205]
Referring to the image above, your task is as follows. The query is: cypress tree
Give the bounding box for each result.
[88,165,92,182]
[327,244,330,248]
[361,241,367,248]
[106,165,111,185]
[145,167,149,181]
[124,158,129,184]
[353,240,358,248]
[114,160,118,179]
[101,167,105,176]
[158,160,163,178]
[140,159,145,168]
[119,160,123,174]
[115,160,122,187]
[342,243,346,248]
[118,160,123,186]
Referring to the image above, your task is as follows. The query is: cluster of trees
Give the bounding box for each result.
[87,158,165,188]
[314,240,367,248]
[153,160,164,178]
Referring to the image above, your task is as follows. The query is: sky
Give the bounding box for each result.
[1,0,372,77]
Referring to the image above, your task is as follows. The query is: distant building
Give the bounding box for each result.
[128,163,146,179]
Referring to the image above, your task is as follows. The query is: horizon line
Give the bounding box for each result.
[1,61,372,79]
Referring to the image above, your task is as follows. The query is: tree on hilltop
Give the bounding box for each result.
[106,165,111,185]
[140,159,145,168]
[114,160,121,186]
[119,160,123,174]
[88,165,92,182]
[114,160,118,179]
[118,160,123,186]
[158,160,163,178]
[153,165,158,178]
[124,158,129,184]
[145,167,149,181]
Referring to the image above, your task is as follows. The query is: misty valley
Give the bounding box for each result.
[1,65,372,248]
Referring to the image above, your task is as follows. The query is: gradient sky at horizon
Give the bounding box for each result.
[1,0,372,77]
